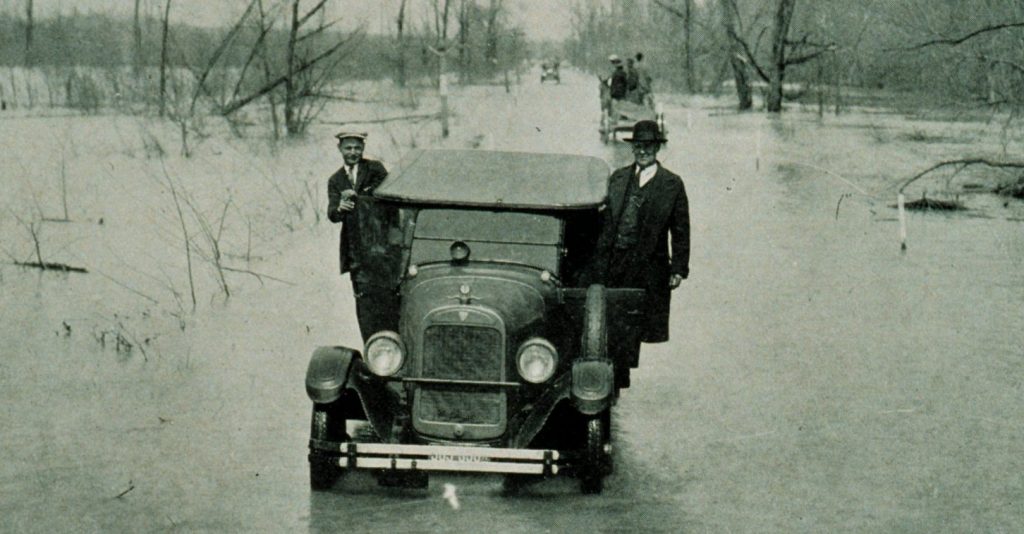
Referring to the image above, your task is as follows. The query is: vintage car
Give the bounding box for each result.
[305,149,645,494]
[598,78,665,144]
[540,60,561,84]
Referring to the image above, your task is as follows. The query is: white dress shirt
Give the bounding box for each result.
[637,163,658,188]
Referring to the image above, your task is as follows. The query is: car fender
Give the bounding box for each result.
[572,284,614,414]
[572,359,614,415]
[305,346,358,404]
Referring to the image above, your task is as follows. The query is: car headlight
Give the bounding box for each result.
[517,338,557,384]
[364,331,405,377]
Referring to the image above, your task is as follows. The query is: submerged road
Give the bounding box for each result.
[1,68,1022,532]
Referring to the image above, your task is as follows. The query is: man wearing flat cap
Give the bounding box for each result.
[326,131,396,341]
[606,54,628,101]
[589,120,689,344]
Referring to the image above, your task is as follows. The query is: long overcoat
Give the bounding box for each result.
[590,162,690,342]
[326,158,389,279]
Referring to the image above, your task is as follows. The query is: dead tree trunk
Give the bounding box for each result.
[134,0,143,76]
[396,0,408,87]
[25,0,33,66]
[458,0,470,82]
[485,0,500,67]
[766,0,796,113]
[159,0,172,117]
[684,0,694,93]
[720,0,752,110]
[284,0,299,136]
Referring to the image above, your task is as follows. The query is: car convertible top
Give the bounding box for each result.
[374,149,610,210]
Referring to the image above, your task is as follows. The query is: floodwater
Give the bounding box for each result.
[1,68,1023,533]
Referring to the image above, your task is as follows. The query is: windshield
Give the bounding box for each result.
[410,208,562,272]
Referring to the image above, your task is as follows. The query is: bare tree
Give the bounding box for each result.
[723,0,834,112]
[484,0,501,67]
[24,0,33,66]
[221,0,358,137]
[134,0,143,76]
[159,0,172,117]
[653,0,697,92]
[765,0,796,112]
[719,0,752,109]
[457,0,471,81]
[396,0,409,87]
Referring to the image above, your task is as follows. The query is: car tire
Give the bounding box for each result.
[583,284,608,360]
[309,401,348,491]
[579,415,608,495]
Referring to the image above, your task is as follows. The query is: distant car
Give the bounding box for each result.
[540,61,560,84]
[305,149,645,494]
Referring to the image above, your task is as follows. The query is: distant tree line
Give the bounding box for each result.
[0,0,529,137]
[567,0,1024,114]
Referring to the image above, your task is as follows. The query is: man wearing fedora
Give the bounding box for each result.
[590,120,689,343]
[326,131,397,341]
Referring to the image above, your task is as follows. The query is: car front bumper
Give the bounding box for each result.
[310,440,564,476]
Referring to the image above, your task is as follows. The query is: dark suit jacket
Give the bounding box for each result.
[591,162,690,342]
[327,158,389,275]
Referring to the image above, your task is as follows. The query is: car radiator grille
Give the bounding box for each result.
[417,389,504,425]
[415,324,505,428]
[421,325,502,381]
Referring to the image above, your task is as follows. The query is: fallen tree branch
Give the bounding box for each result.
[320,113,439,126]
[13,261,88,273]
[899,158,1024,193]
[114,482,135,499]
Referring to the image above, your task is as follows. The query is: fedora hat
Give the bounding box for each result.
[623,120,666,143]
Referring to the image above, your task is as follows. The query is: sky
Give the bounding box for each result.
[7,0,575,42]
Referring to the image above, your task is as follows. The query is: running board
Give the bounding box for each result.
[310,440,563,476]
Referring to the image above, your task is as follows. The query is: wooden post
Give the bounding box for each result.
[897,193,907,251]
[816,54,824,118]
[60,154,68,220]
[755,127,761,171]
[438,49,450,138]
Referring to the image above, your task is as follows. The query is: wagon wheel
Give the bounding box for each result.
[579,413,611,495]
[308,400,349,490]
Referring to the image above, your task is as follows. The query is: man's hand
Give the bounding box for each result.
[669,274,684,289]
[337,189,357,213]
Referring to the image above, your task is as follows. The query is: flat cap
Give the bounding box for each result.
[334,131,368,141]
[608,54,621,63]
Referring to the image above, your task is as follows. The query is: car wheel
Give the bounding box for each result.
[579,414,609,495]
[309,401,348,490]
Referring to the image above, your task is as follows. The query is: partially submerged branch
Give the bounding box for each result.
[900,158,1024,193]
[320,113,439,126]
[890,22,1024,52]
[12,261,88,273]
